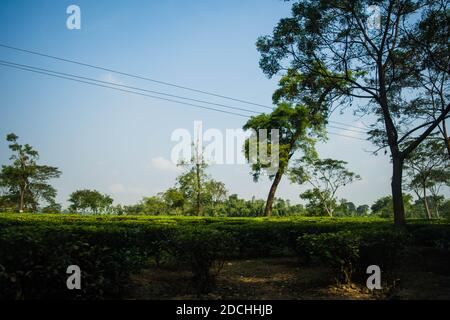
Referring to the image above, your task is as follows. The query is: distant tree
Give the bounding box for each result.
[299,188,330,216]
[371,194,415,218]
[139,196,167,215]
[243,102,322,216]
[427,194,447,219]
[0,193,14,212]
[272,198,286,216]
[162,187,186,214]
[221,194,266,217]
[290,157,360,217]
[41,201,62,214]
[371,196,394,218]
[176,141,228,216]
[177,141,209,216]
[440,199,450,219]
[203,180,228,216]
[405,139,449,218]
[68,189,113,214]
[335,200,357,217]
[356,205,370,217]
[111,204,125,215]
[286,203,306,216]
[0,133,61,212]
[223,194,248,217]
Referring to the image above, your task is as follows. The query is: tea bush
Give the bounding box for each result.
[0,226,150,299]
[297,228,412,283]
[164,227,237,294]
[298,231,360,283]
[0,213,448,298]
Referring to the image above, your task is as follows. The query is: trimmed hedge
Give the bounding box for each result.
[0,214,449,298]
[163,228,237,294]
[298,231,360,283]
[0,225,156,299]
[296,228,412,283]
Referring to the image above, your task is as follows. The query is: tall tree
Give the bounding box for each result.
[290,157,360,216]
[256,0,450,225]
[0,133,61,212]
[177,141,209,216]
[243,102,321,216]
[176,141,227,216]
[403,3,450,158]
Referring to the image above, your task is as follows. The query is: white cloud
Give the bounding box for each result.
[150,156,182,173]
[109,183,126,193]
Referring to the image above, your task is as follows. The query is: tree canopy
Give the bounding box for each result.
[256,0,450,225]
[0,133,61,212]
[243,102,322,216]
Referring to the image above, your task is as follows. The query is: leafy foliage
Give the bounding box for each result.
[243,102,322,216]
[68,189,113,214]
[290,157,360,216]
[0,214,448,298]
[0,133,61,212]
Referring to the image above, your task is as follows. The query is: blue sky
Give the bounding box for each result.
[0,0,393,208]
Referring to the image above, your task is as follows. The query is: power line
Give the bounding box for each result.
[0,59,259,115]
[0,43,271,110]
[328,124,368,134]
[327,131,367,141]
[329,119,371,130]
[0,59,371,137]
[0,62,250,118]
[0,61,368,142]
[0,43,373,132]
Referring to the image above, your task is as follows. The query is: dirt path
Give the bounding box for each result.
[124,255,450,300]
[125,258,387,300]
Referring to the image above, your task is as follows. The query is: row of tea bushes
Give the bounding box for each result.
[296,225,450,284]
[0,214,449,298]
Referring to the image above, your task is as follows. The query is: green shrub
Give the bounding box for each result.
[1,213,449,298]
[357,229,410,273]
[0,226,153,299]
[297,231,360,283]
[164,228,237,294]
[297,228,412,284]
[408,225,450,249]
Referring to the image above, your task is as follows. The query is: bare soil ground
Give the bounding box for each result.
[124,257,450,300]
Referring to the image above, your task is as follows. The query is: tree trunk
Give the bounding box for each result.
[323,199,333,217]
[19,187,25,213]
[264,168,283,217]
[391,156,406,226]
[196,163,202,216]
[423,185,432,219]
[378,60,407,226]
[435,205,441,219]
[328,207,334,217]
[442,121,450,159]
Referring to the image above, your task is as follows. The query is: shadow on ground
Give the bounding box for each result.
[124,256,450,300]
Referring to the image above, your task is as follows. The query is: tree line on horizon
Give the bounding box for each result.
[0,133,449,219]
